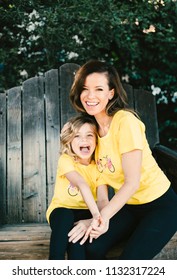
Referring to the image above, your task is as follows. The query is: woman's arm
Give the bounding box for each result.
[101,149,142,220]
[87,149,142,241]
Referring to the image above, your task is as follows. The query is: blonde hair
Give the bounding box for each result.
[60,114,98,159]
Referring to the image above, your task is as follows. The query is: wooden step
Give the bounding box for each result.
[0,223,176,260]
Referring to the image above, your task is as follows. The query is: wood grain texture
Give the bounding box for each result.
[23,77,46,222]
[0,224,50,260]
[134,88,159,149]
[7,86,22,223]
[45,69,60,205]
[0,224,176,260]
[0,93,7,224]
[60,63,79,126]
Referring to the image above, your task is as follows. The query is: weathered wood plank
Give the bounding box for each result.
[45,69,60,205]
[0,223,50,260]
[7,87,22,223]
[123,83,134,108]
[134,88,159,149]
[59,63,80,127]
[0,93,7,224]
[0,240,49,260]
[0,223,50,240]
[0,224,176,260]
[23,77,46,222]
[153,144,177,193]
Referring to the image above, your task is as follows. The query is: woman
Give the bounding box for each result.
[68,60,177,260]
[46,115,108,259]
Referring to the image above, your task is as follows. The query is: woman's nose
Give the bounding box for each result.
[87,90,95,98]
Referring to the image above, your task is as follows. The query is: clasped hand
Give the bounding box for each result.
[68,216,109,245]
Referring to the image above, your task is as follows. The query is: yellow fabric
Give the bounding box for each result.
[46,154,102,222]
[95,110,170,204]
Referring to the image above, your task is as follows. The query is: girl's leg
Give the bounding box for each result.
[49,207,75,260]
[119,187,177,260]
[67,242,86,260]
[67,209,92,260]
[86,205,137,259]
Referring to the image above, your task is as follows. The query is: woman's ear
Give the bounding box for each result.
[109,89,114,100]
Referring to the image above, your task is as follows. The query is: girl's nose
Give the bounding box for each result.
[81,136,87,142]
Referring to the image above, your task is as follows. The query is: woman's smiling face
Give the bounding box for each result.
[80,72,114,117]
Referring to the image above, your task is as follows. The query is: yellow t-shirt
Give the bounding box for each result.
[95,110,170,204]
[46,154,102,222]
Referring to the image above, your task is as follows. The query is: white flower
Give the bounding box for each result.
[171,92,177,103]
[72,35,82,45]
[157,95,168,104]
[151,85,161,95]
[143,25,156,34]
[20,70,28,78]
[67,52,79,59]
[122,74,129,83]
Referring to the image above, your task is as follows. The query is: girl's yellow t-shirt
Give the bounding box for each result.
[95,110,170,205]
[46,154,102,222]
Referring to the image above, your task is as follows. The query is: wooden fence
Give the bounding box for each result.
[0,63,160,225]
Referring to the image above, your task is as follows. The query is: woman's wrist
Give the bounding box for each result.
[100,209,110,223]
[92,212,101,220]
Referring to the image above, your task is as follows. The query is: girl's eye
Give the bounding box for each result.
[74,135,79,138]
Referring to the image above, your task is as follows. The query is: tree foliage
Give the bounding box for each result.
[0,0,177,148]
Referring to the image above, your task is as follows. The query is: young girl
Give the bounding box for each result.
[69,60,177,260]
[46,115,108,260]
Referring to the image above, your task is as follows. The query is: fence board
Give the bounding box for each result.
[7,87,22,223]
[23,76,46,222]
[134,89,159,149]
[60,63,80,127]
[0,93,7,224]
[45,69,60,205]
[123,83,134,108]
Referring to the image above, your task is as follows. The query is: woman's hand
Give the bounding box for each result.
[79,216,109,245]
[68,219,91,243]
[89,218,109,242]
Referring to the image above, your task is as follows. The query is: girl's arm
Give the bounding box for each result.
[65,170,100,219]
[97,184,109,211]
[68,184,108,244]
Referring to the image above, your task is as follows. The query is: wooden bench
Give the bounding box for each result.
[0,63,177,259]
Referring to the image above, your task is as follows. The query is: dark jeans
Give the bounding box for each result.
[86,187,177,260]
[49,207,91,260]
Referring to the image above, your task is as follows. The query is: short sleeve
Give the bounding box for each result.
[57,154,75,176]
[118,113,145,154]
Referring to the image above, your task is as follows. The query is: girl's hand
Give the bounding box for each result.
[68,219,91,243]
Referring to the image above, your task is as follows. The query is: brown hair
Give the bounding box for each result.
[70,60,129,116]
